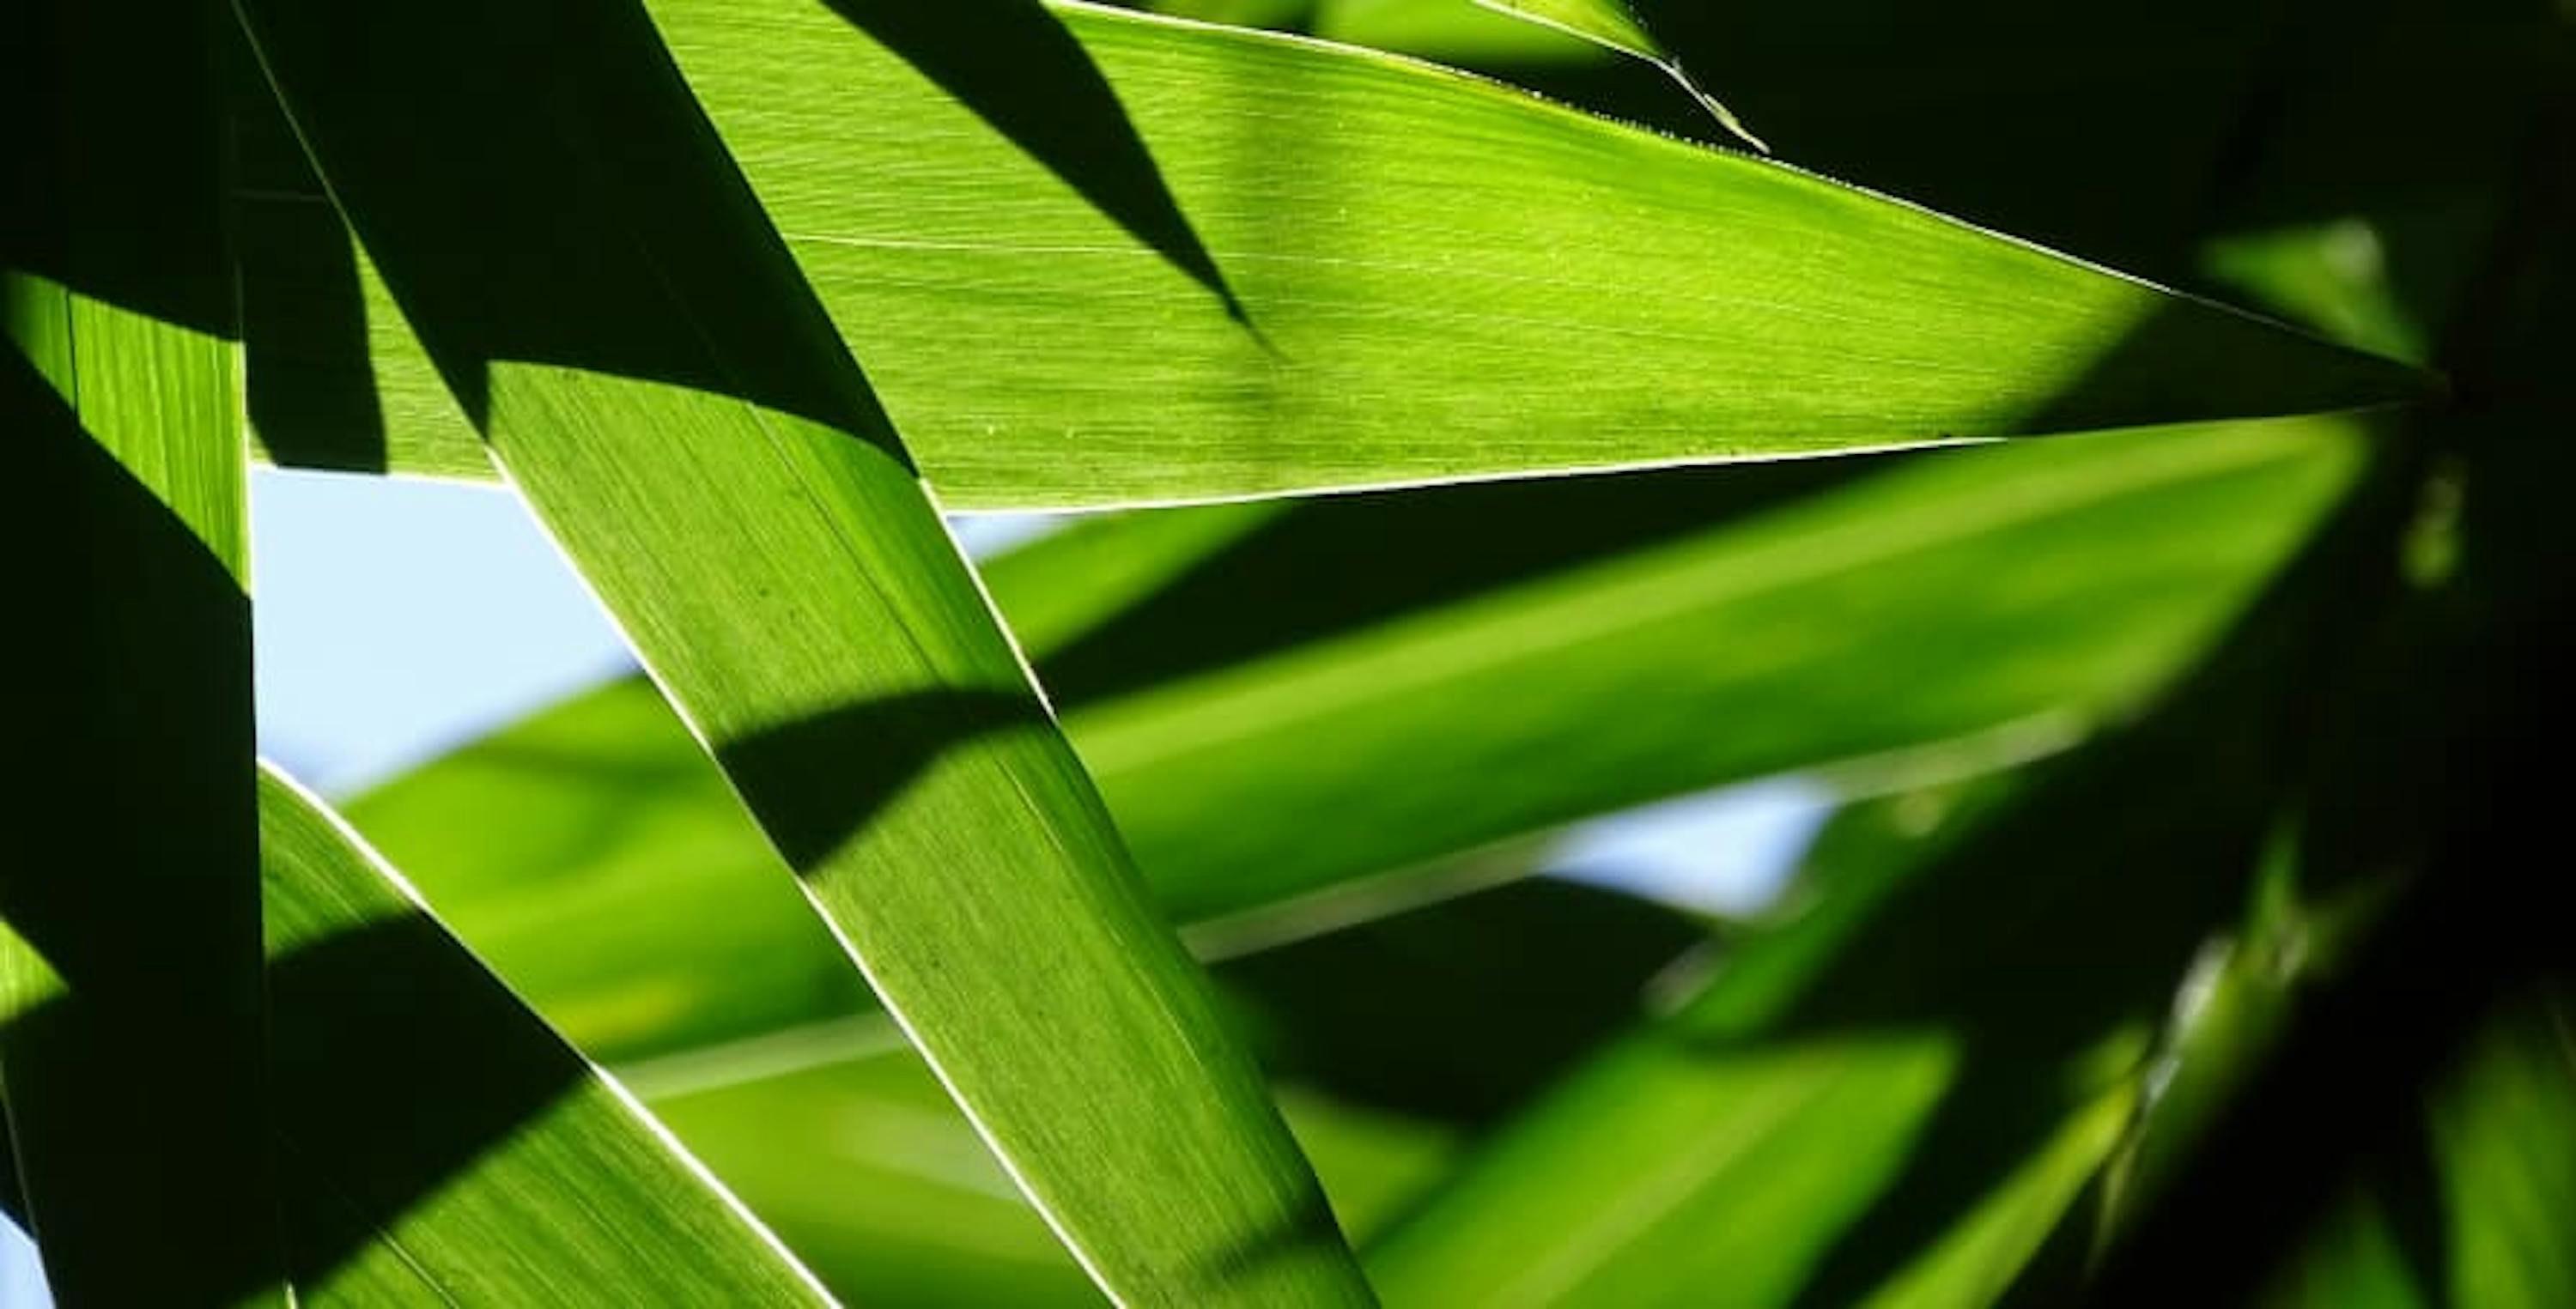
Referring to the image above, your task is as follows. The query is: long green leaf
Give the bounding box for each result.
[351,415,2366,1076]
[1362,530,2360,1306]
[0,3,279,1299]
[653,1048,1114,1309]
[1334,0,2280,288]
[1359,803,2133,1307]
[1357,779,2084,1308]
[228,1,1367,1302]
[237,0,2422,502]
[1050,419,2358,924]
[633,876,1676,1304]
[650,1043,1467,1309]
[253,767,829,1304]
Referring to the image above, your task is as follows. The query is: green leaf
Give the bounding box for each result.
[2230,983,2576,1309]
[2202,221,2428,365]
[0,4,279,1300]
[1205,877,1703,1124]
[352,415,2366,1080]
[253,766,830,1305]
[228,0,1367,1302]
[1362,556,2349,1306]
[2088,842,2411,1252]
[1045,418,2362,924]
[1355,781,2054,1308]
[1470,0,1769,149]
[0,338,276,1308]
[647,1048,1110,1309]
[1309,0,1607,64]
[2360,985,2576,1308]
[238,0,2424,503]
[630,874,1680,1304]
[648,1044,1467,1309]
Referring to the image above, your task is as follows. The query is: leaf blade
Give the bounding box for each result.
[227,1,1370,1301]
[0,4,280,1297]
[239,0,2427,504]
[352,415,2370,1078]
[255,766,832,1305]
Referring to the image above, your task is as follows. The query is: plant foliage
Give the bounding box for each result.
[3,0,2565,1305]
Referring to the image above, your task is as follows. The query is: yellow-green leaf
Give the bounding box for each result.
[237,1,2425,505]
[255,767,830,1305]
[351,415,2368,1076]
[228,0,1368,1302]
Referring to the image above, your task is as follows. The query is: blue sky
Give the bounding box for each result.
[249,468,640,795]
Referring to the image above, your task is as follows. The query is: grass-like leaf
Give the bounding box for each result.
[349,415,2367,1077]
[237,0,2425,504]
[632,876,1683,1305]
[228,1,1369,1301]
[650,1041,1467,1309]
[254,767,831,1305]
[1359,501,2379,1306]
[1032,417,2363,924]
[0,4,278,1298]
[1363,765,2218,1301]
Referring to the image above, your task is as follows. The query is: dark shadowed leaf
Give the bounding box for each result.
[0,4,276,1298]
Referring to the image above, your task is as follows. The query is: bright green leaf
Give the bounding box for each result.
[354,416,2367,1080]
[254,767,830,1305]
[228,0,1367,1301]
[239,1,2424,504]
[649,1044,1467,1309]
[1058,417,2362,924]
[625,875,1678,1304]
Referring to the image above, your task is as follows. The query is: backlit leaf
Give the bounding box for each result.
[229,0,1367,1300]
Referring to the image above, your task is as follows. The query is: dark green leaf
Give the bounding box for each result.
[0,4,277,1298]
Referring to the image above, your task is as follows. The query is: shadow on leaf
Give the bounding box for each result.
[820,0,1251,324]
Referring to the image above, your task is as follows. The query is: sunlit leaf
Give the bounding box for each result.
[355,416,2367,1077]
[239,0,2424,502]
[254,767,829,1304]
[634,881,1665,1305]
[229,0,1366,1300]
[649,1042,1467,1309]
